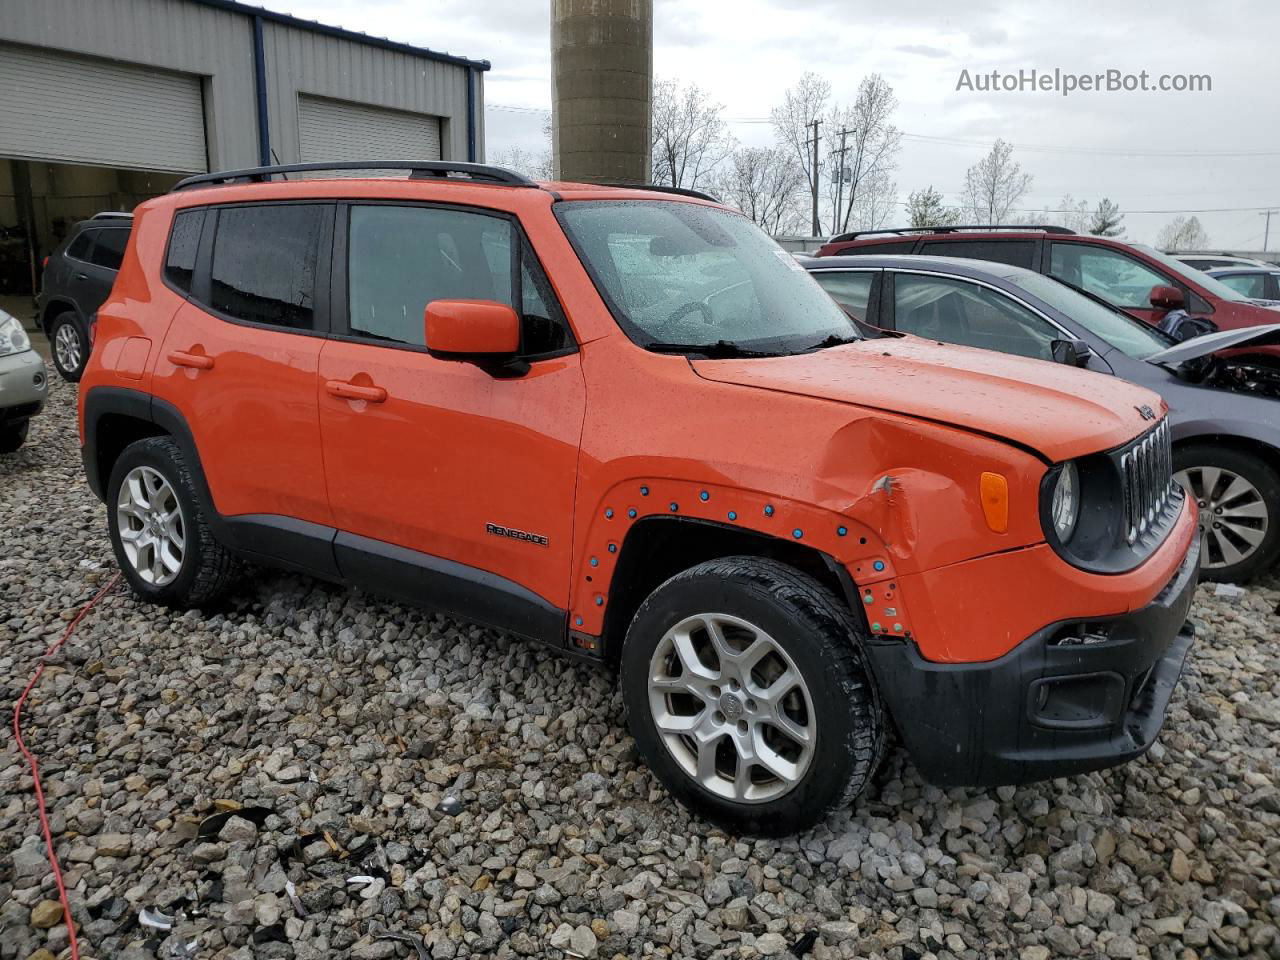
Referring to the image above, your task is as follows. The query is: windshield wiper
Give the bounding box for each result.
[806,333,861,351]
[645,339,781,359]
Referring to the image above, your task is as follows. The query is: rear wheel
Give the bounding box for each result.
[1174,443,1280,582]
[49,311,88,382]
[620,556,885,835]
[0,419,29,453]
[107,436,237,606]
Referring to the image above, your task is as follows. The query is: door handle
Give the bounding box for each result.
[75,273,88,280]
[168,350,214,370]
[325,379,387,403]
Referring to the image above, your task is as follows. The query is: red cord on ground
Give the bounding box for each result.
[12,572,120,960]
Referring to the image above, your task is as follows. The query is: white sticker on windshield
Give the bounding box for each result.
[774,250,805,271]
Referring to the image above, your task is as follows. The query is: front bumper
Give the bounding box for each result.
[863,531,1200,786]
[0,349,48,423]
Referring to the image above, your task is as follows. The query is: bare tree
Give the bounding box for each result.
[491,144,553,180]
[961,139,1033,224]
[823,75,903,234]
[1157,215,1210,251]
[906,186,960,228]
[716,147,805,234]
[770,72,831,233]
[845,168,899,232]
[651,79,731,190]
[1038,194,1091,232]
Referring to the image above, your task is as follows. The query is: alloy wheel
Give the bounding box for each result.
[116,465,186,585]
[647,613,815,804]
[54,322,82,374]
[1175,465,1269,570]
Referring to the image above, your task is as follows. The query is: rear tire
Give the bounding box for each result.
[0,419,29,453]
[1174,443,1280,583]
[620,556,885,836]
[107,436,237,606]
[49,311,88,382]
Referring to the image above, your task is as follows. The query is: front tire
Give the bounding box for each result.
[620,557,885,835]
[49,311,88,382]
[0,419,29,453]
[1174,443,1280,583]
[107,436,237,606]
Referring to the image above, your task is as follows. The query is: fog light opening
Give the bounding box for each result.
[1049,621,1116,647]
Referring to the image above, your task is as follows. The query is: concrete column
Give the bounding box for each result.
[551,0,652,184]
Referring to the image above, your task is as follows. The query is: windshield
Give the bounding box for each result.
[1134,244,1255,302]
[555,200,858,354]
[1009,272,1172,359]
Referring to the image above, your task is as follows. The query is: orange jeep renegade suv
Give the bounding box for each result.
[80,162,1200,834]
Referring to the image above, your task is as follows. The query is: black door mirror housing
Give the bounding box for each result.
[1051,338,1093,368]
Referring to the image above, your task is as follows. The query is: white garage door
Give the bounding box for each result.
[298,95,442,167]
[0,43,206,173]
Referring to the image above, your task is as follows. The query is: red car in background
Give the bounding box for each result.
[816,226,1280,363]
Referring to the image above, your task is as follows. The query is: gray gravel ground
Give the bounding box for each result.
[3,371,1279,960]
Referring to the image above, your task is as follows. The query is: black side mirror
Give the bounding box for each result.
[1051,338,1093,368]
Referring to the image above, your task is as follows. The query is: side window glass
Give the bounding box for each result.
[348,205,515,346]
[1050,243,1168,309]
[894,273,1059,360]
[1219,274,1266,299]
[210,205,325,329]
[811,271,875,321]
[165,210,204,293]
[66,231,94,261]
[519,241,572,355]
[920,239,1036,269]
[89,229,128,271]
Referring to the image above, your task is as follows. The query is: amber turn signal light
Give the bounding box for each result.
[980,472,1009,533]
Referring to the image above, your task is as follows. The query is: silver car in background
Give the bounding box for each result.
[0,307,48,453]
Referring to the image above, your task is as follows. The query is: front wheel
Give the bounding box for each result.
[1174,443,1280,583]
[620,557,885,835]
[49,311,88,381]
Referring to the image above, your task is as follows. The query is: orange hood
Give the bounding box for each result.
[692,337,1164,462]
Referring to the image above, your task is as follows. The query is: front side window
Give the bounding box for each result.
[89,228,128,271]
[210,204,325,329]
[810,270,876,321]
[1050,243,1170,310]
[1214,273,1266,299]
[346,205,571,355]
[556,200,857,354]
[1010,271,1171,359]
[894,273,1059,360]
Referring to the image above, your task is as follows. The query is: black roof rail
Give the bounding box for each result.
[829,223,1075,243]
[172,161,537,192]
[596,182,721,203]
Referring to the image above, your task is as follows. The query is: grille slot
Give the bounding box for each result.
[1119,419,1174,545]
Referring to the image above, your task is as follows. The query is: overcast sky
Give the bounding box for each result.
[288,0,1280,248]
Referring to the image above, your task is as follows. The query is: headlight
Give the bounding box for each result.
[1050,461,1080,541]
[0,311,31,358]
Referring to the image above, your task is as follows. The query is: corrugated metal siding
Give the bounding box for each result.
[263,20,472,163]
[298,96,441,164]
[0,0,258,169]
[0,0,482,171]
[0,42,207,172]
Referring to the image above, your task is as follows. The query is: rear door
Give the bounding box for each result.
[83,227,129,312]
[152,202,335,540]
[64,228,116,318]
[916,237,1040,270]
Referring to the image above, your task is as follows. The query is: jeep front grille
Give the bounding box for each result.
[1119,418,1174,545]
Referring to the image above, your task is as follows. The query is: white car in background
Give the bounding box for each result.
[0,308,48,452]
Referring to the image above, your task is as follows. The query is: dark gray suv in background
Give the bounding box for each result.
[36,212,132,381]
[807,254,1280,582]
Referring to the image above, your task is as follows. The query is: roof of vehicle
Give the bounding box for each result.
[1205,266,1280,276]
[827,224,1074,243]
[806,253,1038,282]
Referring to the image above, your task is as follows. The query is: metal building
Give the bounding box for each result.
[0,0,489,295]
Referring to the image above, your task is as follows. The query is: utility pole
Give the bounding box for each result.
[831,128,854,236]
[1260,209,1277,252]
[808,118,822,238]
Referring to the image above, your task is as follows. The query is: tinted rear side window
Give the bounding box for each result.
[918,239,1037,269]
[839,240,916,255]
[210,205,325,329]
[165,209,204,293]
[66,231,94,261]
[89,228,129,271]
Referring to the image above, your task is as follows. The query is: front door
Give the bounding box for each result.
[317,202,585,623]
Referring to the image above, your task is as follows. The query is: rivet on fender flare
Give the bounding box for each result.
[873,560,885,572]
